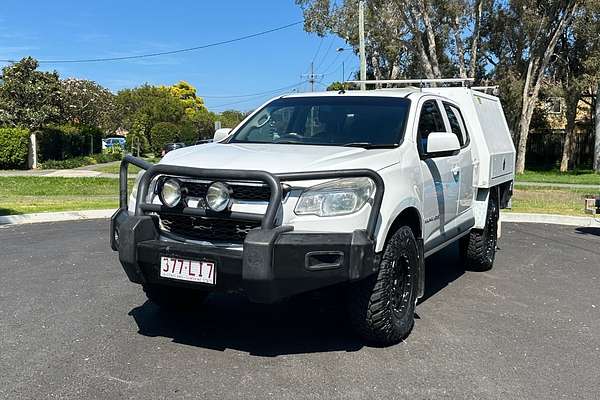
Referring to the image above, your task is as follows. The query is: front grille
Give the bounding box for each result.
[181,181,271,202]
[156,180,275,243]
[160,213,260,243]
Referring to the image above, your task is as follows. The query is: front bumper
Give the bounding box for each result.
[112,209,377,303]
[110,156,384,303]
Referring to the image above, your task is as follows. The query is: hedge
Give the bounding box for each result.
[0,127,30,169]
[37,124,103,162]
[150,122,180,154]
[40,152,122,170]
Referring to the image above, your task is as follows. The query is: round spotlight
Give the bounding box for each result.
[206,182,232,212]
[159,178,182,208]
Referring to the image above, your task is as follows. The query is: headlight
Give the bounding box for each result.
[159,178,182,208]
[295,177,375,217]
[206,182,232,212]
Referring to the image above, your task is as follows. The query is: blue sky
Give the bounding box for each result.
[0,0,358,112]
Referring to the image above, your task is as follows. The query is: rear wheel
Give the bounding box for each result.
[143,283,209,311]
[347,226,419,345]
[461,196,499,271]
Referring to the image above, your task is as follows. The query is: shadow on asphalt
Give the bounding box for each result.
[129,244,466,356]
[575,227,600,237]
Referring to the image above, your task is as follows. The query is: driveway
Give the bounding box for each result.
[1,220,598,399]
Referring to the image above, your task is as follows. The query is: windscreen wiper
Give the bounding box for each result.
[343,142,396,149]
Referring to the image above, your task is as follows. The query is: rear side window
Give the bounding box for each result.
[417,100,446,154]
[443,103,469,147]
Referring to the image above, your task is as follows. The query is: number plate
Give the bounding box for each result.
[159,256,216,285]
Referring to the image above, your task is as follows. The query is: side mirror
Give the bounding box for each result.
[426,132,460,155]
[213,128,232,142]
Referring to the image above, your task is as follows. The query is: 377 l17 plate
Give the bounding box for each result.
[159,256,216,285]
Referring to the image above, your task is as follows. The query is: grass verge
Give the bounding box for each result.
[0,177,133,216]
[516,170,600,185]
[92,157,160,175]
[0,177,596,218]
[510,185,597,216]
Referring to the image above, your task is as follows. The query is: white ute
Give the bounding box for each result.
[111,79,515,345]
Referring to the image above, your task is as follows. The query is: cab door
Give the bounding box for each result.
[441,102,474,216]
[417,98,461,245]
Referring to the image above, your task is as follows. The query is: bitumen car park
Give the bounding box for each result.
[1,218,599,399]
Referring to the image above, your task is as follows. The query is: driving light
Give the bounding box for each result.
[206,182,232,212]
[159,178,182,208]
[295,177,375,217]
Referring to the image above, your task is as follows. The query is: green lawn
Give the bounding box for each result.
[93,157,159,175]
[0,176,596,217]
[516,169,600,185]
[510,186,597,216]
[0,177,133,216]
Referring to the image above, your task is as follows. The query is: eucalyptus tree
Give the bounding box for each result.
[296,0,487,80]
[552,0,600,171]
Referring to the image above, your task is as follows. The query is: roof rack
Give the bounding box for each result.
[347,78,475,87]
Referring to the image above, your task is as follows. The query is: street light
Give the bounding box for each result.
[336,47,353,84]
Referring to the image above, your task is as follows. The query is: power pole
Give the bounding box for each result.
[594,83,600,172]
[358,0,367,90]
[301,62,323,92]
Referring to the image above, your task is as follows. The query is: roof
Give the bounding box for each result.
[280,89,417,99]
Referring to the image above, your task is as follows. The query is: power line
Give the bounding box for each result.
[209,81,306,109]
[200,82,309,99]
[315,37,335,70]
[311,36,324,65]
[0,21,303,64]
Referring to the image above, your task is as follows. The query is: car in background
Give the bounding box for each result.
[161,142,186,157]
[102,137,126,150]
[195,139,213,145]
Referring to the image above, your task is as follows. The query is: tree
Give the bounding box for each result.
[217,110,247,129]
[595,84,600,172]
[552,1,600,171]
[166,81,206,113]
[0,57,62,131]
[488,0,580,173]
[296,0,488,80]
[150,122,181,154]
[60,78,119,132]
[116,82,217,148]
[116,85,187,148]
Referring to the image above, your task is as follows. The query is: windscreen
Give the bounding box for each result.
[229,96,410,148]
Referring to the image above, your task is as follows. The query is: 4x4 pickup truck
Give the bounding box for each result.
[111,81,515,345]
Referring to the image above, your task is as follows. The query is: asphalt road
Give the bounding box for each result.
[1,220,599,399]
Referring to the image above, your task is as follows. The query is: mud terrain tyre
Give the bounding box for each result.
[461,196,499,271]
[143,283,208,311]
[348,226,419,345]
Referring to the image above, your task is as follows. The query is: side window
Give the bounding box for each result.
[443,103,468,147]
[417,100,446,154]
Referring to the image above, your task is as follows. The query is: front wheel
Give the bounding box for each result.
[461,196,499,271]
[347,226,420,345]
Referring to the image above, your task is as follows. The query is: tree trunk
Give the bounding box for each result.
[515,59,538,174]
[514,2,578,174]
[453,15,467,79]
[560,94,579,172]
[469,0,483,78]
[594,83,600,172]
[418,0,441,78]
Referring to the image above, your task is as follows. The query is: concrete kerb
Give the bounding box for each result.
[1,209,599,228]
[0,210,116,226]
[501,212,600,228]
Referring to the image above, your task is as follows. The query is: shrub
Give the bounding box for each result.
[37,124,103,162]
[150,122,180,154]
[40,152,122,170]
[0,127,30,169]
